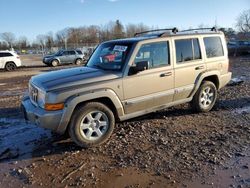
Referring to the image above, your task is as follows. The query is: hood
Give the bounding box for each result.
[31,67,121,91]
[43,55,54,59]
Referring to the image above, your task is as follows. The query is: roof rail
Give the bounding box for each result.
[134,27,178,37]
[181,27,218,33]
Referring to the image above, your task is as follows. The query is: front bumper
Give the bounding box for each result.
[43,58,51,64]
[21,96,64,133]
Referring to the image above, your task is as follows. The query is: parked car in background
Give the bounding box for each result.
[43,49,85,67]
[0,50,22,71]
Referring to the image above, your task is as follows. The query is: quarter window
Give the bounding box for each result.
[0,52,13,57]
[134,41,170,68]
[175,38,201,63]
[204,37,224,58]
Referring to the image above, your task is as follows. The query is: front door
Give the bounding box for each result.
[123,41,174,114]
[60,51,70,64]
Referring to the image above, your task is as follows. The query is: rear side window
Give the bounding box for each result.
[135,41,170,68]
[175,38,201,63]
[0,52,13,57]
[204,37,224,58]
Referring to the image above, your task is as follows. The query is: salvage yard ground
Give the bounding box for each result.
[0,55,249,188]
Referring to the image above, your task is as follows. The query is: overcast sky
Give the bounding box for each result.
[0,0,249,41]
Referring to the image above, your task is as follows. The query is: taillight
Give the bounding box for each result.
[228,59,231,72]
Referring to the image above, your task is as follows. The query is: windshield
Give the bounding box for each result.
[54,50,63,56]
[87,42,133,71]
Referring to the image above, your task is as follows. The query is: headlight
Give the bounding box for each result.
[37,89,46,108]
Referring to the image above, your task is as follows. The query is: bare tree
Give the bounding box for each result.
[236,9,250,33]
[17,36,28,50]
[56,28,69,49]
[45,32,54,50]
[0,32,16,48]
[126,23,149,37]
[36,34,47,54]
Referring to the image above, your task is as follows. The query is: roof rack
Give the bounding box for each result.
[134,27,178,37]
[181,27,218,33]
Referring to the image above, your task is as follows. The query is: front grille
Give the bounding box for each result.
[29,84,38,104]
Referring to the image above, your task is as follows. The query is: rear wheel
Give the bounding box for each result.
[5,62,16,71]
[51,60,59,67]
[68,102,115,148]
[191,81,217,112]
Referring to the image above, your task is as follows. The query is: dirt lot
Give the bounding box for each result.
[0,55,249,188]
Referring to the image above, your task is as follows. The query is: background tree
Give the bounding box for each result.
[45,32,54,50]
[113,20,124,39]
[56,28,70,49]
[36,34,46,54]
[236,9,250,33]
[236,9,250,40]
[17,36,28,51]
[0,32,16,48]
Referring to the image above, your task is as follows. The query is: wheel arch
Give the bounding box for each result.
[4,61,17,70]
[190,71,220,98]
[56,89,124,134]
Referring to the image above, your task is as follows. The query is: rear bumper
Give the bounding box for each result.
[21,96,64,133]
[219,72,232,89]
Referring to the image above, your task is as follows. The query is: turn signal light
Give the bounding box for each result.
[45,103,64,111]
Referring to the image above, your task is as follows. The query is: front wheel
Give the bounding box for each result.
[191,81,217,112]
[68,102,115,148]
[75,59,82,65]
[51,60,59,67]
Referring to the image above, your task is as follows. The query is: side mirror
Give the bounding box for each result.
[129,61,149,75]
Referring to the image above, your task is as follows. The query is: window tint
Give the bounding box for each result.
[175,38,201,63]
[193,39,201,60]
[62,51,69,55]
[69,51,76,55]
[0,52,13,57]
[135,41,170,68]
[204,37,224,58]
[76,50,83,55]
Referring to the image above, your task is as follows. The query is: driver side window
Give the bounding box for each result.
[134,41,170,69]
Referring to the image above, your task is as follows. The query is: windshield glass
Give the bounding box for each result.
[54,50,63,56]
[87,42,133,71]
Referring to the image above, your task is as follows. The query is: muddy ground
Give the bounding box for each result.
[0,56,249,188]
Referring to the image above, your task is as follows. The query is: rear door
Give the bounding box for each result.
[68,50,77,63]
[173,37,205,101]
[0,53,4,68]
[123,40,174,114]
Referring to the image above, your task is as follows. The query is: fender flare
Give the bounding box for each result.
[189,70,220,97]
[50,58,61,64]
[56,88,124,133]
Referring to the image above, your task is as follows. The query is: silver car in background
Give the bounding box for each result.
[43,49,85,67]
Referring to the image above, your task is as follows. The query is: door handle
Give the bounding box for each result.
[160,72,172,77]
[195,66,205,70]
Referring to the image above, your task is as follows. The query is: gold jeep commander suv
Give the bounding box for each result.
[22,27,232,148]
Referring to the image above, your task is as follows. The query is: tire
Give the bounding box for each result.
[68,102,115,148]
[191,81,217,113]
[75,59,82,65]
[5,62,17,71]
[51,60,59,67]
